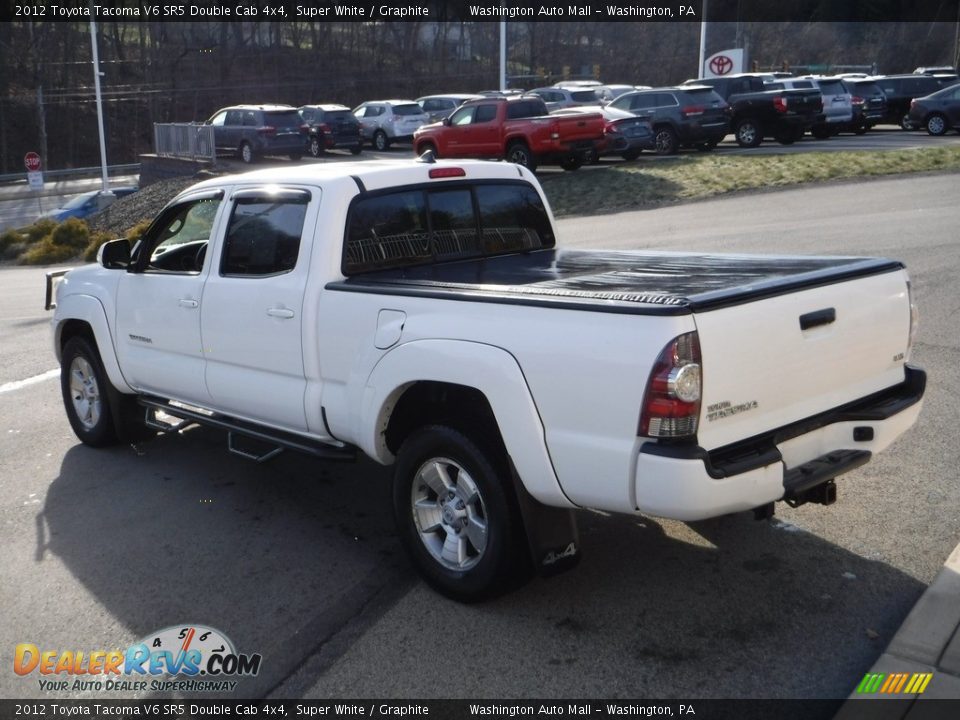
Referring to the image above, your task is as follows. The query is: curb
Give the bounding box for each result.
[836,541,960,718]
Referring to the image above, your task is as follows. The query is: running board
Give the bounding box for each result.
[138,396,356,462]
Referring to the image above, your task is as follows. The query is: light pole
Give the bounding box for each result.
[697,0,708,78]
[90,19,113,205]
[500,21,507,91]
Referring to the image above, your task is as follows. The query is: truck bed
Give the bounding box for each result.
[329,249,902,315]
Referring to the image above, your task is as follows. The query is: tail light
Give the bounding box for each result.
[910,99,917,110]
[603,120,618,135]
[257,125,277,137]
[906,279,919,360]
[773,96,788,113]
[318,123,332,135]
[639,332,702,438]
[851,96,864,106]
[680,105,705,117]
[300,123,311,134]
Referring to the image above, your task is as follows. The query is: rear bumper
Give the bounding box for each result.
[634,365,926,521]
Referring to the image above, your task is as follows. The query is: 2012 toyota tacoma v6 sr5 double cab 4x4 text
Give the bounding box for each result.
[48,156,925,601]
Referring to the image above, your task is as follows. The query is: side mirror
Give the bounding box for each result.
[442,117,451,126]
[98,239,130,269]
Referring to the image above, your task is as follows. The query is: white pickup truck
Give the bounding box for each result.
[49,157,925,601]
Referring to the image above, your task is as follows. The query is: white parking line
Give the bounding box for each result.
[0,369,59,395]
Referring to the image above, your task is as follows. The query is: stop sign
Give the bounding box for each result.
[24,152,42,172]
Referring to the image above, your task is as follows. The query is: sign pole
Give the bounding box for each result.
[90,19,113,203]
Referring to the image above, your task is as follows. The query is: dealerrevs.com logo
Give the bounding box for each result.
[14,625,262,693]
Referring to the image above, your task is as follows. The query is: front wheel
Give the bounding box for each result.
[621,148,642,161]
[506,142,538,172]
[392,425,530,602]
[61,336,117,447]
[239,141,255,164]
[373,130,390,151]
[926,114,947,136]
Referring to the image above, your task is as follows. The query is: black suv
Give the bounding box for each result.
[872,75,945,128]
[842,78,888,133]
[299,105,363,157]
[205,105,307,163]
[608,86,729,154]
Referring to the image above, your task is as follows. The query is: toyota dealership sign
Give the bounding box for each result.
[703,49,745,78]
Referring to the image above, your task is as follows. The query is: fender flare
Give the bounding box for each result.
[54,294,133,394]
[359,339,573,509]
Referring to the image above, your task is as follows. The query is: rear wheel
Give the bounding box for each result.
[775,126,802,145]
[811,125,832,140]
[621,148,642,161]
[926,114,947,136]
[308,137,324,158]
[734,119,762,148]
[695,138,718,151]
[653,126,678,155]
[560,155,583,171]
[392,425,530,602]
[854,124,868,135]
[373,130,390,151]
[899,115,912,131]
[239,141,255,164]
[506,142,537,172]
[349,145,362,155]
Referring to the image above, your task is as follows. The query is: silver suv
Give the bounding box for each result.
[352,100,430,151]
[529,87,602,111]
[800,77,854,138]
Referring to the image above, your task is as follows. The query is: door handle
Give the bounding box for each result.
[266,307,295,319]
[178,298,199,309]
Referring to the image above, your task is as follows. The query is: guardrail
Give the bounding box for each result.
[154,123,216,161]
[0,163,141,185]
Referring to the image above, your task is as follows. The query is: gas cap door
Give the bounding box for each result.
[375,309,406,349]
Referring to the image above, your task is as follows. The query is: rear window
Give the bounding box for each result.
[681,88,724,104]
[849,81,883,95]
[392,104,424,116]
[507,100,547,119]
[263,111,302,126]
[344,182,554,274]
[816,80,846,94]
[570,90,600,102]
[325,110,355,122]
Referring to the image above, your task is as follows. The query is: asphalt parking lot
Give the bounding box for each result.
[0,172,958,705]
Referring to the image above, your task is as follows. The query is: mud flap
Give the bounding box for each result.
[509,461,580,577]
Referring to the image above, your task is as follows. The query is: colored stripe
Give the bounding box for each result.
[880,675,896,693]
[869,674,885,693]
[904,674,919,693]
[856,673,874,693]
[917,674,932,694]
[893,674,910,693]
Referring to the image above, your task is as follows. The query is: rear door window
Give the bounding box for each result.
[344,182,554,274]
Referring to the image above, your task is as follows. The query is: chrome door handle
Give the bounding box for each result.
[178,298,199,308]
[266,307,295,319]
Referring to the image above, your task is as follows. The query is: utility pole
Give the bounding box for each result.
[500,21,507,91]
[697,0,708,78]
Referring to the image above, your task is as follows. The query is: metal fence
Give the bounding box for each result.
[153,123,216,161]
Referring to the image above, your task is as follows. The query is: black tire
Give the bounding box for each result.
[61,336,154,447]
[775,127,800,145]
[811,125,832,140]
[392,425,530,602]
[899,115,912,131]
[308,137,324,158]
[349,145,362,155]
[734,118,762,148]
[854,125,868,135]
[61,336,118,447]
[621,148,642,161]
[695,138,718,151]
[288,153,302,162]
[560,155,583,171]
[926,114,948,136]
[418,142,439,159]
[239,141,255,164]
[653,126,678,155]
[506,142,538,172]
[373,130,390,151]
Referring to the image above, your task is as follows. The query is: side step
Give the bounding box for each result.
[139,396,356,463]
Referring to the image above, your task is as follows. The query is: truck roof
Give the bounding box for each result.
[179,158,533,196]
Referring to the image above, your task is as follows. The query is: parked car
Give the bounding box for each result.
[42,187,138,222]
[842,78,889,133]
[794,77,854,138]
[529,86,602,111]
[907,83,960,135]
[352,100,430,151]
[684,74,823,147]
[205,105,307,163]
[298,104,362,157]
[416,94,484,123]
[608,86,730,154]
[871,74,945,128]
[552,105,655,160]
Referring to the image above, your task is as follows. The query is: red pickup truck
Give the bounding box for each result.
[413,95,604,171]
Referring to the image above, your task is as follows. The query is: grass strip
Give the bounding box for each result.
[540,145,960,217]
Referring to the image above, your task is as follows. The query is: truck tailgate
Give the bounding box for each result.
[693,269,912,451]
